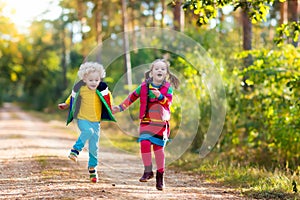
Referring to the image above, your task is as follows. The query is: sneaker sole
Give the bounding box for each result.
[91,178,98,183]
[139,175,154,182]
[156,186,164,191]
[68,155,77,162]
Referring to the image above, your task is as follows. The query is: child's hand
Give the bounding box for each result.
[150,88,161,98]
[58,103,69,110]
[112,105,120,114]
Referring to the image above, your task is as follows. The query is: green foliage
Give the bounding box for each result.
[183,0,282,26]
[23,51,62,110]
[0,5,23,104]
[225,44,300,169]
[182,23,299,171]
[69,50,84,70]
[274,21,300,47]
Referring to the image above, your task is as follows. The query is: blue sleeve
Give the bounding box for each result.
[158,94,164,100]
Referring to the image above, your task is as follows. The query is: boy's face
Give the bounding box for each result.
[83,71,101,90]
[151,61,168,84]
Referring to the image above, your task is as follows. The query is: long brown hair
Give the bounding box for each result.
[144,59,180,89]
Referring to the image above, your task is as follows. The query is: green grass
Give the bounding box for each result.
[34,155,49,168]
[6,134,24,139]
[34,155,71,179]
[41,169,70,179]
[170,152,300,199]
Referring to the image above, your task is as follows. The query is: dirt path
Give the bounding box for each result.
[0,103,245,199]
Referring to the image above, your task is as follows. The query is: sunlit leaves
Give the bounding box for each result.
[249,3,270,24]
[0,1,24,103]
[183,0,218,26]
[10,72,17,82]
[233,44,300,168]
[9,64,23,82]
[183,0,284,26]
[274,21,300,47]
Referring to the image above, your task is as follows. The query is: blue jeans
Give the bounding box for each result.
[73,119,100,168]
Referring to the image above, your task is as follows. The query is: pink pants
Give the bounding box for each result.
[140,140,165,173]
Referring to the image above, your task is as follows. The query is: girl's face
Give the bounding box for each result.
[151,61,168,85]
[83,71,101,90]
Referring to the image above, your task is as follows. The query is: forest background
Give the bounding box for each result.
[0,0,299,198]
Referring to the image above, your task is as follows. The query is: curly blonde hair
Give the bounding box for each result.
[77,62,106,80]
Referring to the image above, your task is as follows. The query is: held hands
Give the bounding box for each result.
[111,88,161,115]
[58,103,69,110]
[112,105,120,114]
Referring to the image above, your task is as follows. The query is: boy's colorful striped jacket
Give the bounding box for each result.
[66,80,116,125]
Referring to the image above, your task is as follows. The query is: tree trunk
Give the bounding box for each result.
[242,8,252,64]
[121,0,132,90]
[161,0,165,28]
[95,0,103,63]
[151,2,155,27]
[241,7,253,90]
[279,1,287,25]
[129,0,137,53]
[95,0,102,45]
[173,0,183,31]
[61,18,67,90]
[129,0,135,31]
[77,0,87,57]
[288,0,298,47]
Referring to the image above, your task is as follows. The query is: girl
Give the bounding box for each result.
[113,59,179,190]
[58,62,116,183]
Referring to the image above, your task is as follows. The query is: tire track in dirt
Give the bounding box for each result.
[0,103,245,199]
